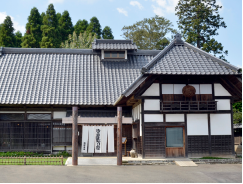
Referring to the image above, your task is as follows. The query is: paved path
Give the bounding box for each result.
[66,157,117,166]
[0,164,241,183]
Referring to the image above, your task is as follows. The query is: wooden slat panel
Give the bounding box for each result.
[211,135,232,154]
[188,136,209,155]
[144,127,165,158]
[166,147,184,157]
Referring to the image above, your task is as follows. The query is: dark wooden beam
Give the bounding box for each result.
[134,76,157,98]
[72,106,78,166]
[208,113,211,155]
[117,106,122,165]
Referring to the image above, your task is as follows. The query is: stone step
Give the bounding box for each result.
[175,161,198,167]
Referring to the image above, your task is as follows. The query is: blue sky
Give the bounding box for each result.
[0,0,242,67]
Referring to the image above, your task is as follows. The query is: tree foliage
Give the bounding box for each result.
[121,15,176,50]
[0,16,15,47]
[61,31,97,49]
[40,4,60,48]
[102,26,114,39]
[15,31,22,47]
[21,7,42,48]
[233,101,242,125]
[175,0,228,61]
[59,10,74,43]
[74,19,89,35]
[86,17,102,39]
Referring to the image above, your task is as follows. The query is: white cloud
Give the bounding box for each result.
[48,0,64,4]
[117,8,128,16]
[130,1,144,9]
[151,5,164,16]
[0,12,25,34]
[152,0,179,14]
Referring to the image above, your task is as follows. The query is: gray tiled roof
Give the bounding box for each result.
[0,48,154,105]
[142,37,239,75]
[92,39,137,50]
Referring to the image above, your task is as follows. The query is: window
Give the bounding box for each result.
[166,127,183,147]
[104,51,125,59]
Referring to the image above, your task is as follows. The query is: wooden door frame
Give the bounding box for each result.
[165,126,185,158]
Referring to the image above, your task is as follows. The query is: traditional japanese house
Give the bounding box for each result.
[0,34,241,158]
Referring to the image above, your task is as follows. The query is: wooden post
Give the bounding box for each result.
[72,106,78,166]
[24,156,26,165]
[117,107,122,165]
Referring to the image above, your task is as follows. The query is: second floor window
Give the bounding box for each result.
[104,51,125,59]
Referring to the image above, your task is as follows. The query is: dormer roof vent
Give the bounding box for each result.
[92,39,138,51]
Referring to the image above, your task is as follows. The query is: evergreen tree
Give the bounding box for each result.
[59,10,74,43]
[40,12,45,23]
[74,19,88,35]
[102,26,114,39]
[175,0,228,61]
[86,17,102,39]
[40,4,61,48]
[0,16,15,47]
[56,12,61,23]
[21,7,42,48]
[61,31,97,49]
[15,31,22,47]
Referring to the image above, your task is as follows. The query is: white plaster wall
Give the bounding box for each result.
[200,84,212,94]
[53,112,66,119]
[216,99,231,110]
[0,111,25,113]
[53,146,65,151]
[144,114,163,122]
[187,114,208,135]
[144,99,160,110]
[26,111,52,113]
[166,114,184,122]
[174,84,186,94]
[214,83,231,96]
[189,84,200,94]
[142,83,159,96]
[66,146,72,151]
[210,114,231,135]
[162,84,173,94]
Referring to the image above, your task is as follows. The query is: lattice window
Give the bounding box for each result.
[144,125,165,158]
[188,136,209,155]
[0,113,24,121]
[53,122,72,145]
[211,135,232,154]
[27,114,51,120]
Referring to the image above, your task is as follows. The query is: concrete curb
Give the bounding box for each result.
[191,158,242,164]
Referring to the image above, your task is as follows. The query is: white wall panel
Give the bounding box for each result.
[216,99,231,110]
[174,84,186,94]
[189,84,200,94]
[166,114,184,122]
[144,99,160,110]
[162,84,173,94]
[142,83,159,96]
[66,146,72,151]
[200,84,212,94]
[53,112,66,119]
[210,114,231,135]
[26,111,51,113]
[214,83,231,96]
[144,114,163,122]
[187,114,208,135]
[0,111,25,113]
[53,146,65,151]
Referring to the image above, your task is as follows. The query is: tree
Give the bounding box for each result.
[59,10,74,43]
[74,19,88,35]
[40,4,61,48]
[175,0,228,61]
[121,15,176,50]
[21,7,42,48]
[61,31,97,49]
[15,31,22,47]
[56,12,61,23]
[102,26,114,39]
[40,12,45,23]
[0,16,15,47]
[86,17,102,39]
[233,101,242,125]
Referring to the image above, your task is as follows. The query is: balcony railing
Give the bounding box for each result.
[161,101,217,112]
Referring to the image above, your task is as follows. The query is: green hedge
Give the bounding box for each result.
[0,151,71,157]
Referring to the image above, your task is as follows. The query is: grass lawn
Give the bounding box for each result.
[0,157,68,165]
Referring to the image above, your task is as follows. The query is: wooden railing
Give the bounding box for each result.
[0,156,64,165]
[161,101,217,111]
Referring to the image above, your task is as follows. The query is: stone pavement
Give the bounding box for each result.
[0,164,241,183]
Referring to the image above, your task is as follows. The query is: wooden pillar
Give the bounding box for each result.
[117,106,122,165]
[72,106,78,166]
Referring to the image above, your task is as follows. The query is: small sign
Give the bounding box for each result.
[122,137,127,144]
